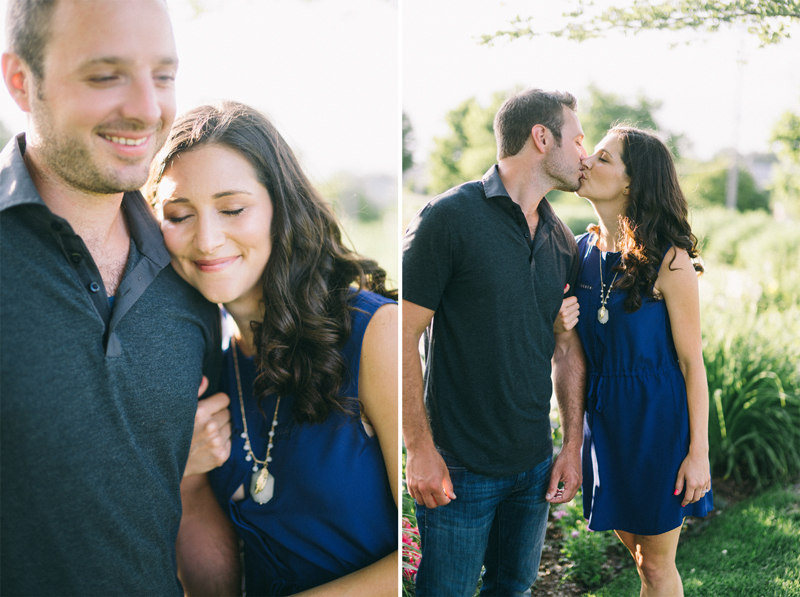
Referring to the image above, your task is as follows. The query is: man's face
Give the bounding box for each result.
[542,107,587,193]
[27,0,178,195]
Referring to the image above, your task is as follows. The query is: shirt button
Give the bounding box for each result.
[70,253,82,264]
[89,282,101,293]
[51,221,63,231]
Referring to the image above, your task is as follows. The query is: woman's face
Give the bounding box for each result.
[157,143,273,312]
[577,133,630,203]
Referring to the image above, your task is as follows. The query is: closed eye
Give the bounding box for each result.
[166,214,191,223]
[222,208,245,216]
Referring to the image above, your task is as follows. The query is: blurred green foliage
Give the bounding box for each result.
[681,160,771,212]
[403,112,414,173]
[427,92,506,195]
[482,0,799,47]
[769,103,800,219]
[579,84,682,159]
[426,86,669,196]
[693,207,800,486]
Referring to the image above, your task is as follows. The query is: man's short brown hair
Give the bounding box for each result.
[494,89,577,159]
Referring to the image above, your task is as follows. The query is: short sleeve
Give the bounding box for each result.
[402,201,455,312]
[557,221,580,299]
[566,238,579,298]
[201,307,224,395]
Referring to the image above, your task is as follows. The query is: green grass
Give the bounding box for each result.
[588,486,800,597]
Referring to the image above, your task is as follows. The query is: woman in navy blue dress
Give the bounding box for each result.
[148,102,398,596]
[557,126,712,596]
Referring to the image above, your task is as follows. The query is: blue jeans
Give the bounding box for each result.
[415,450,551,597]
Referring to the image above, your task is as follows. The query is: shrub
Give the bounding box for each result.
[551,496,626,590]
[682,163,770,212]
[703,304,800,487]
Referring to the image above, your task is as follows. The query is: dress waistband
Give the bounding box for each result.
[587,364,681,413]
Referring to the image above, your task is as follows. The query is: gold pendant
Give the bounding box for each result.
[255,467,269,493]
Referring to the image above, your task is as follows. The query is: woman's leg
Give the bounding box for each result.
[615,525,683,597]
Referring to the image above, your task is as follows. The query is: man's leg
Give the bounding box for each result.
[480,456,552,596]
[415,449,511,597]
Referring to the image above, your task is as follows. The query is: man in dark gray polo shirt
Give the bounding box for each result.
[403,89,588,596]
[0,1,223,594]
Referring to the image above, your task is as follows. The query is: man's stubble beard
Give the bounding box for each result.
[543,143,581,193]
[30,91,163,196]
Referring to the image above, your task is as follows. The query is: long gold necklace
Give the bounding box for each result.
[597,246,619,325]
[232,337,281,505]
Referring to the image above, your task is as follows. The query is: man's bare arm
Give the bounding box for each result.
[547,327,586,503]
[177,474,240,596]
[402,300,455,509]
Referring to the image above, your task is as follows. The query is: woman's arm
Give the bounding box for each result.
[655,247,712,507]
[294,302,399,597]
[177,474,241,596]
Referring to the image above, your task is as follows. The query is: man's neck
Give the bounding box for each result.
[24,147,131,295]
[497,159,549,230]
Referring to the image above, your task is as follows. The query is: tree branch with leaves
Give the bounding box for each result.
[481,0,800,46]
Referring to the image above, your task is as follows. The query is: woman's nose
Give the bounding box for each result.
[195,216,226,254]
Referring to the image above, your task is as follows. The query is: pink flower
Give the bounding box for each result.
[553,510,567,520]
[571,530,580,538]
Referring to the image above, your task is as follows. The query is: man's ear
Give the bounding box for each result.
[531,124,550,153]
[2,52,35,113]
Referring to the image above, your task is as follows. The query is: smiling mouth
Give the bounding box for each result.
[100,134,148,146]
[194,257,239,272]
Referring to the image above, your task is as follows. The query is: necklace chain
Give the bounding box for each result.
[231,337,280,476]
[597,242,619,324]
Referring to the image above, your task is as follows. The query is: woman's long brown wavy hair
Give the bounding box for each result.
[591,126,702,312]
[148,101,396,425]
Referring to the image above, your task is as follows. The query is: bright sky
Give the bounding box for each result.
[0,0,399,182]
[403,0,800,163]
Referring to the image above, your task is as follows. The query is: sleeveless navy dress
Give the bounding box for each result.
[208,290,397,596]
[574,233,712,535]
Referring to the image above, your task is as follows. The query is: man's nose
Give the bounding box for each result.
[120,74,164,128]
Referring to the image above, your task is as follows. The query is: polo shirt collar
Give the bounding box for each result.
[0,133,170,267]
[0,134,43,212]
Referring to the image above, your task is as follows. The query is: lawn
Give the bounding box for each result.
[587,485,800,597]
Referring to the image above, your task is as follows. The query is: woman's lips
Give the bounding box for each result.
[193,256,239,272]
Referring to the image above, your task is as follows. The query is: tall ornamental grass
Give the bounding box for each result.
[695,207,800,488]
[703,304,800,487]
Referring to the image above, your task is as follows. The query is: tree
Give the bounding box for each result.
[769,104,800,218]
[402,112,414,173]
[682,161,771,211]
[578,84,682,158]
[427,92,506,195]
[482,1,800,46]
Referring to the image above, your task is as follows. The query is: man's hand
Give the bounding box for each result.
[545,447,581,503]
[554,284,580,333]
[184,378,232,477]
[405,445,456,509]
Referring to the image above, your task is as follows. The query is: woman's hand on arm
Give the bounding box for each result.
[554,284,580,334]
[185,377,233,477]
[656,247,711,506]
[293,303,400,597]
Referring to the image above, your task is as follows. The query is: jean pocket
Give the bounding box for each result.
[436,447,468,472]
